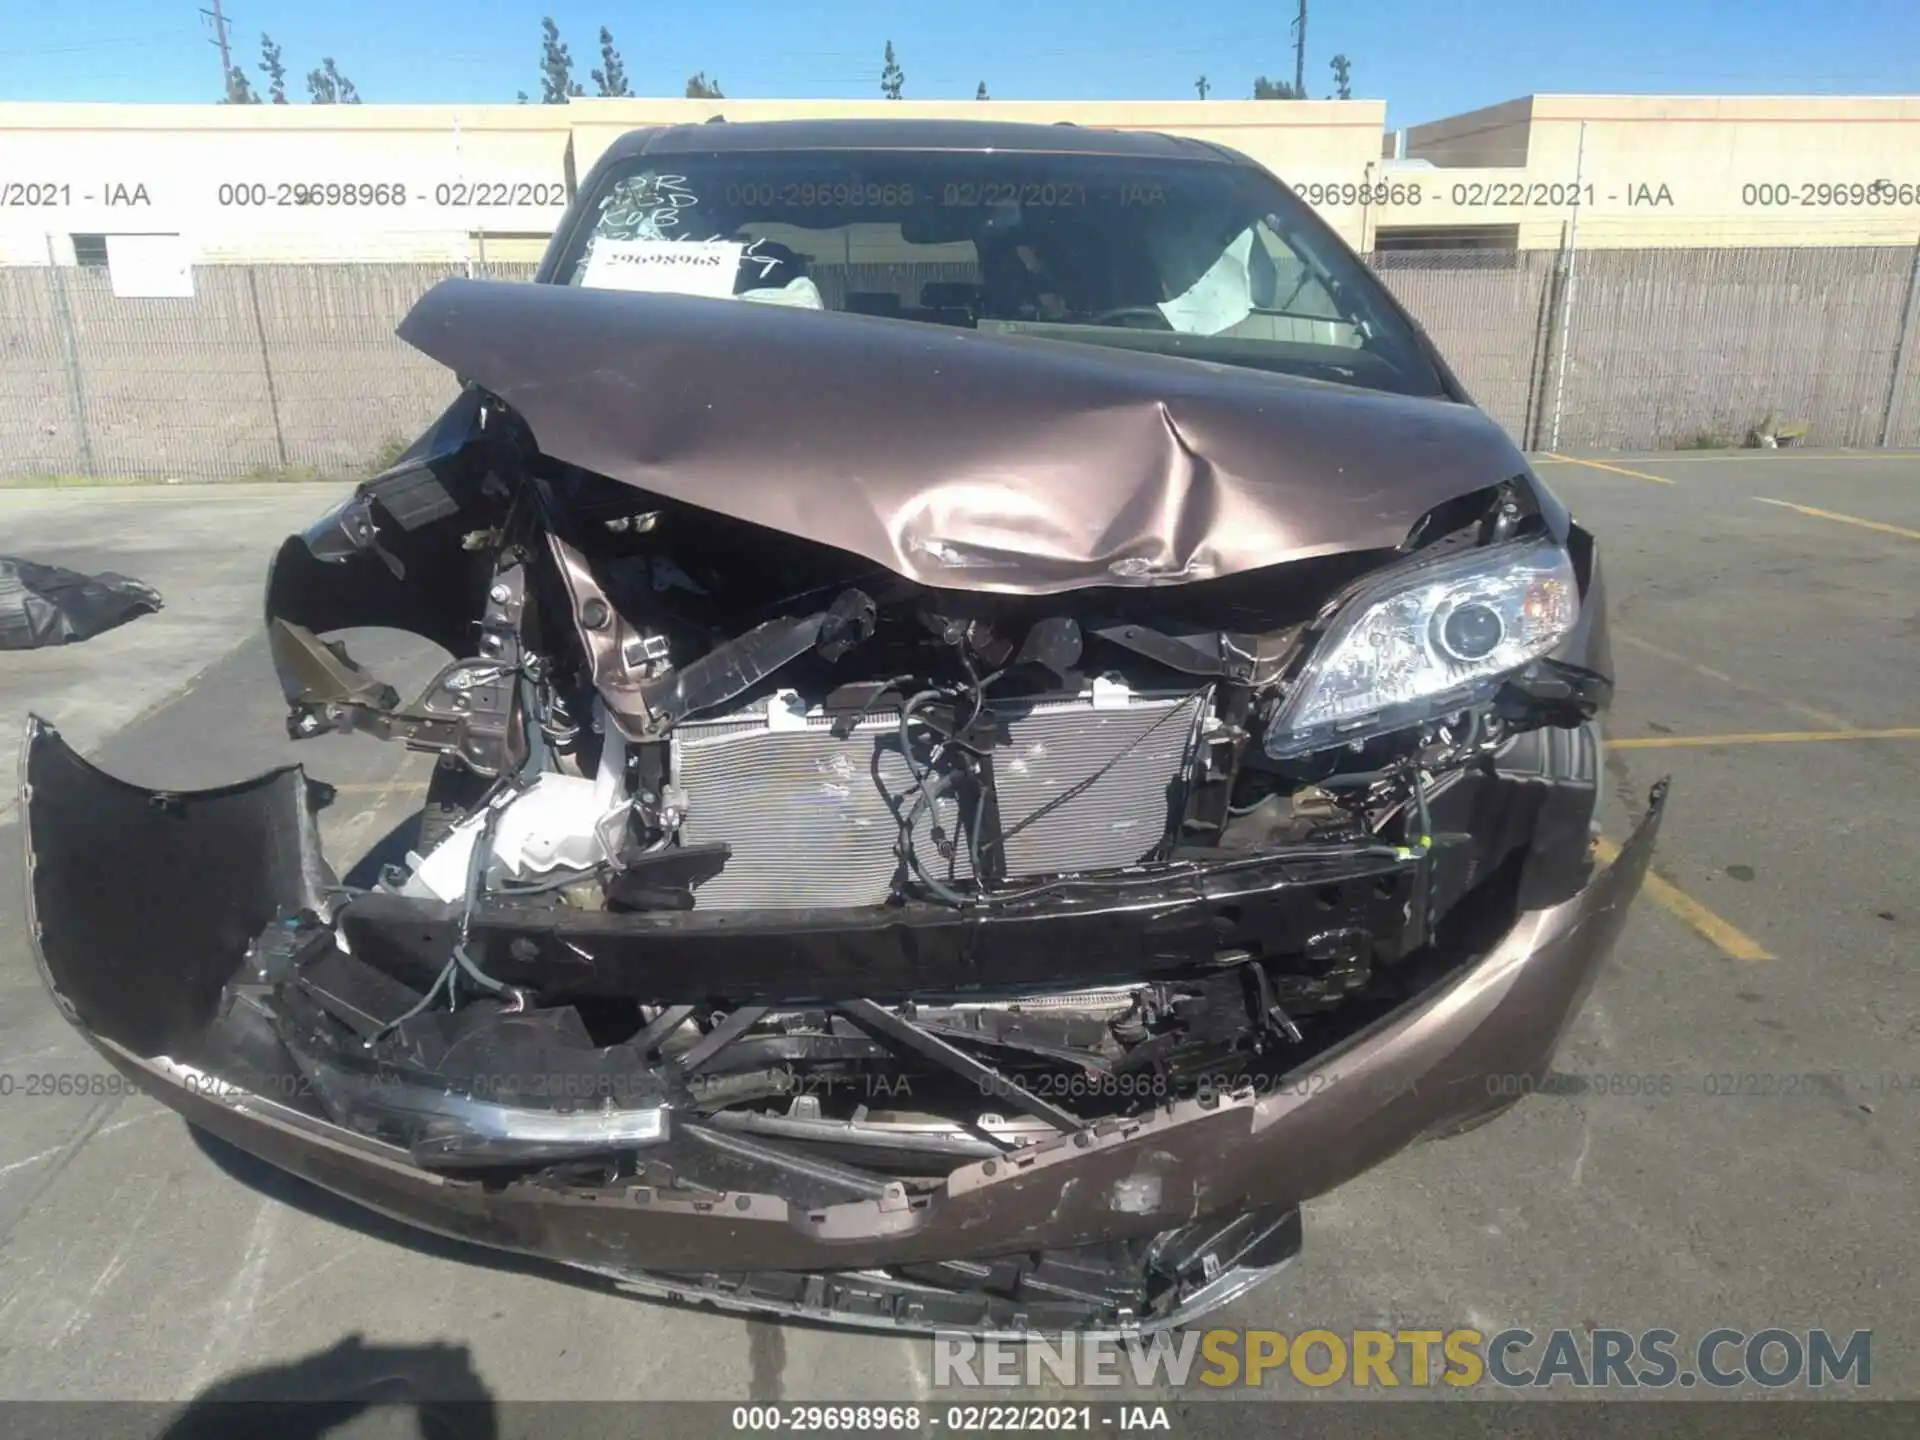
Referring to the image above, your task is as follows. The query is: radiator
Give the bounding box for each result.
[671,685,1205,910]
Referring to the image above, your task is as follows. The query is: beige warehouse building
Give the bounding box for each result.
[3,93,1918,268]
[1394,94,1920,250]
[7,92,1919,481]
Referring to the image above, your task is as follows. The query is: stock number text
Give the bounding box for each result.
[218,181,408,208]
[1297,181,1424,206]
[726,181,919,207]
[1742,180,1920,208]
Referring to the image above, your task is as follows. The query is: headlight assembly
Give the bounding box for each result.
[1263,537,1579,759]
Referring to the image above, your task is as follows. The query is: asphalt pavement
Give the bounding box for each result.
[0,454,1915,1413]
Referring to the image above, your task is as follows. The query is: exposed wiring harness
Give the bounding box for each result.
[894,670,1212,910]
[494,862,614,896]
[894,657,1002,907]
[1407,757,1438,942]
[363,783,533,1047]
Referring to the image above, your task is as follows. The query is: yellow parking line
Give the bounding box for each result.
[1651,453,1920,463]
[1754,497,1920,541]
[1613,632,1856,731]
[1612,727,1920,750]
[1531,451,1920,465]
[1538,454,1677,485]
[1596,837,1773,962]
[1615,633,1739,685]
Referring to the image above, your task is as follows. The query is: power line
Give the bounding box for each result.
[0,30,195,58]
[740,29,1297,66]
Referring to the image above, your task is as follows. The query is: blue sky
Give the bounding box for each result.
[5,1,1918,126]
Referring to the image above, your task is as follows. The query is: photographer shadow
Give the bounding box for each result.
[158,1334,498,1440]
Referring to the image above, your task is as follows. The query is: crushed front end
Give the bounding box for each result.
[23,294,1660,1335]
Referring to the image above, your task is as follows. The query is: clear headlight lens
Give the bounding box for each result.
[1263,538,1579,759]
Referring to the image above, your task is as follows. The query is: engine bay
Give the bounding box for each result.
[227,392,1615,1204]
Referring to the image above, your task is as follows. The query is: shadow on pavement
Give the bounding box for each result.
[335,807,428,890]
[158,1334,498,1440]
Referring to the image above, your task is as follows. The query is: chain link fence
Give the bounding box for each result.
[1368,243,1920,451]
[1,262,535,483]
[4,244,1920,482]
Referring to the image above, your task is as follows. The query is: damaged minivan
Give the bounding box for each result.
[23,120,1663,1334]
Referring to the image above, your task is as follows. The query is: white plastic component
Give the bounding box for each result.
[403,727,631,903]
[501,776,612,874]
[738,275,827,310]
[1090,673,1134,711]
[404,823,474,902]
[765,688,810,731]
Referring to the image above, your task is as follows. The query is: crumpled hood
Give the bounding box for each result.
[397,277,1528,595]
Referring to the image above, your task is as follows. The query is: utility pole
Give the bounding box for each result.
[1547,121,1588,453]
[1292,0,1307,98]
[200,0,234,93]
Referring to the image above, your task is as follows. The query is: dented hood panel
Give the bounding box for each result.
[396,278,1528,595]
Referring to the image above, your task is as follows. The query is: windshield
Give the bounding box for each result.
[554,149,1446,399]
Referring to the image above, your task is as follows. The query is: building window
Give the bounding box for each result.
[468,231,554,266]
[1372,225,1521,269]
[70,234,109,267]
[1373,224,1520,253]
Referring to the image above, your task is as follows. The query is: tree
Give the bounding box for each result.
[1329,53,1352,100]
[1194,75,1210,99]
[591,26,630,97]
[685,72,724,98]
[539,17,584,103]
[976,81,989,101]
[258,34,288,104]
[880,41,904,100]
[223,63,259,104]
[307,57,361,104]
[1253,75,1303,99]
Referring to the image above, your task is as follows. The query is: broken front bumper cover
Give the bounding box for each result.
[19,716,1663,1334]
